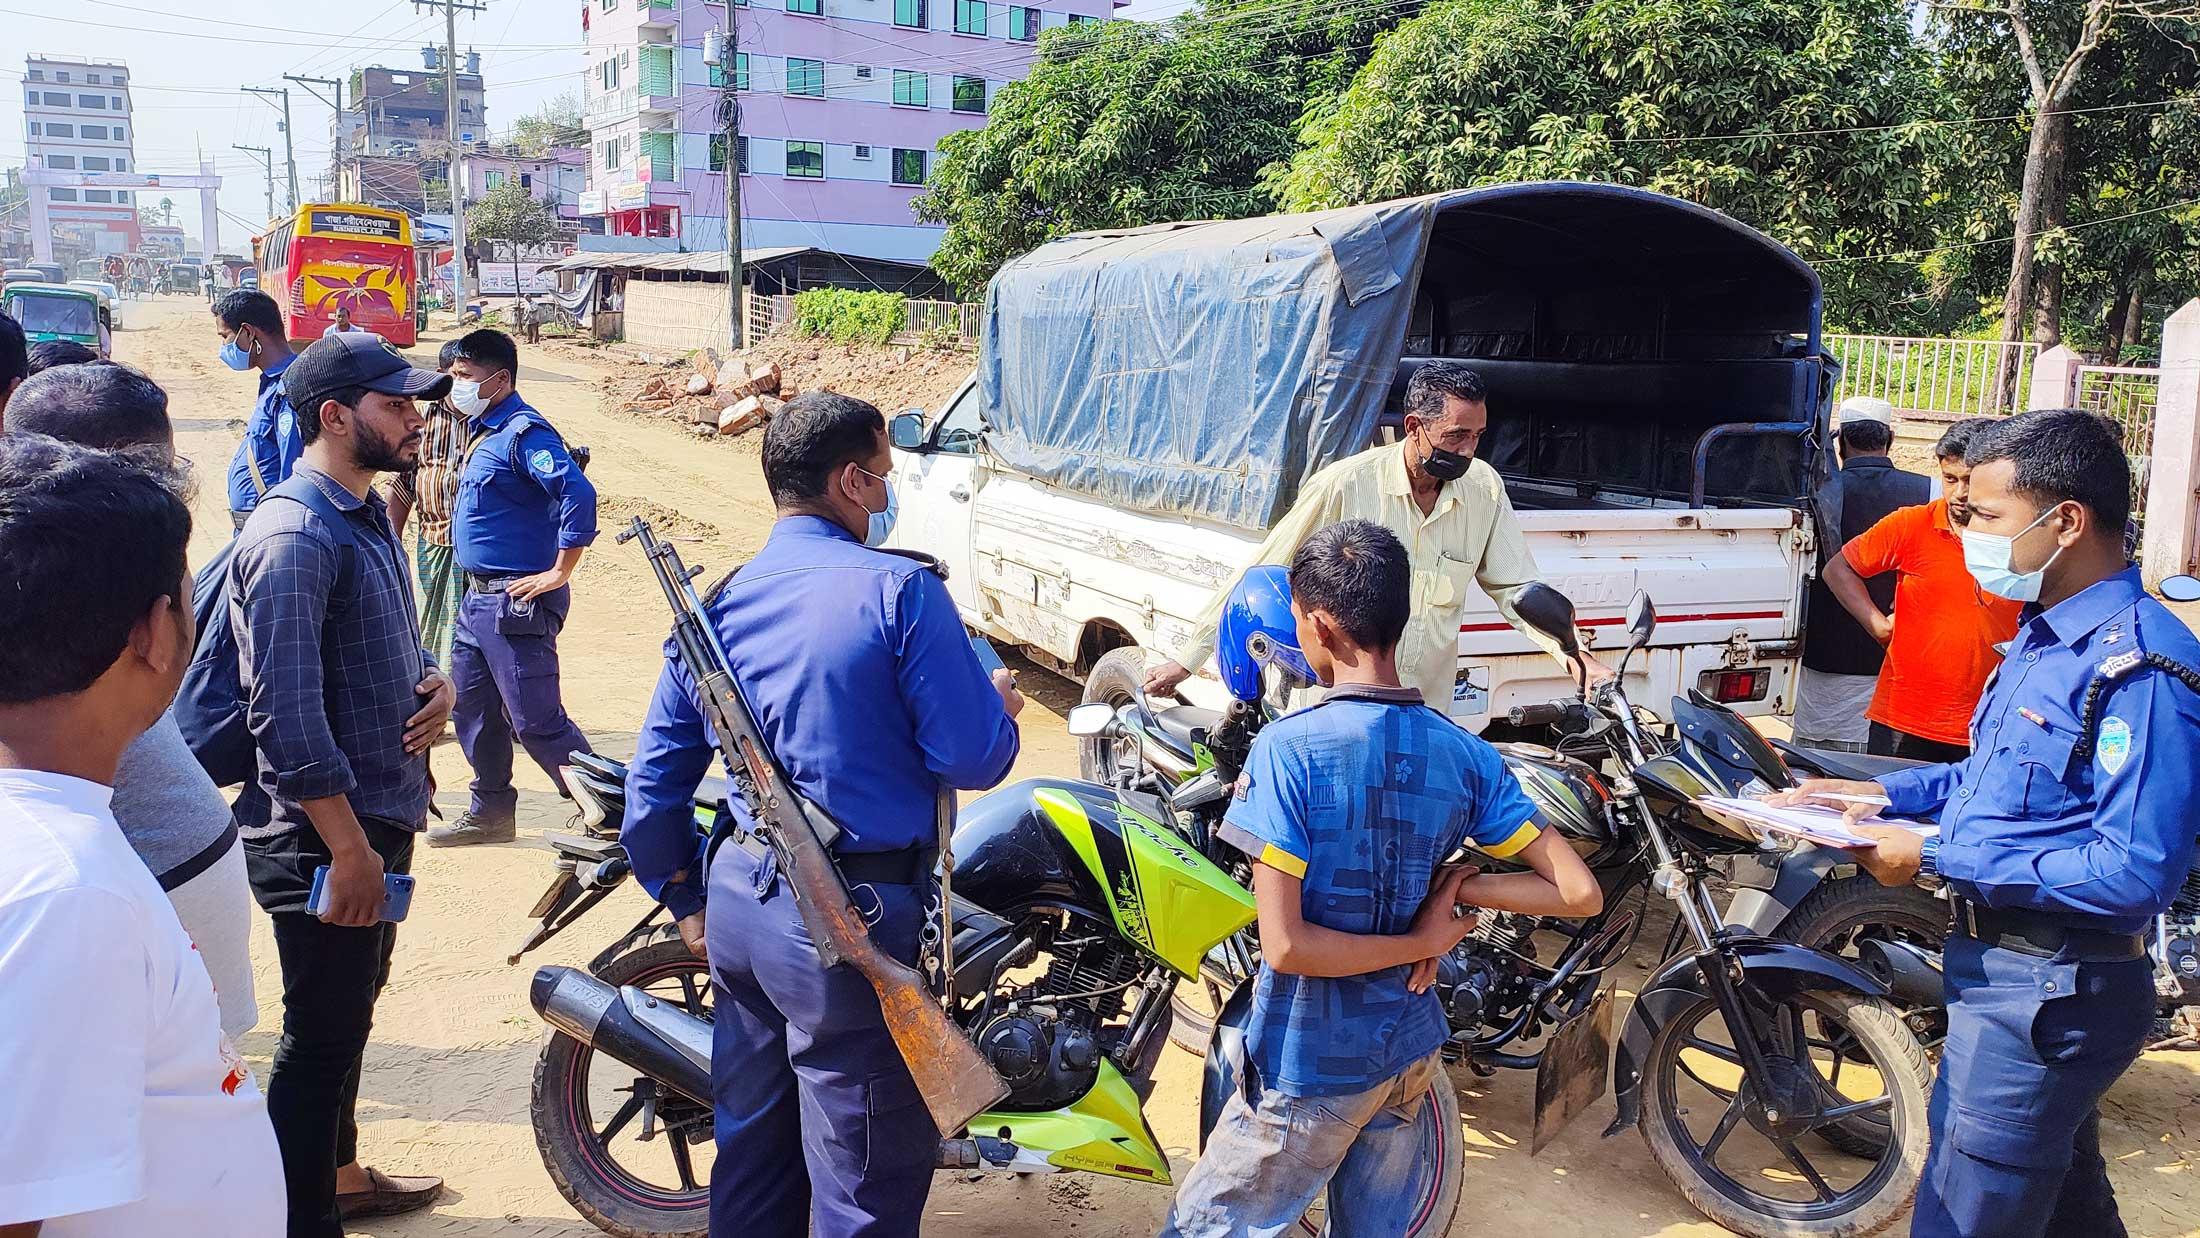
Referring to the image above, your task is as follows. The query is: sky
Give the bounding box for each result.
[4,0,1185,255]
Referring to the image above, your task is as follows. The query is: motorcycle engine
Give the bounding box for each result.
[1436,913,1539,1034]
[974,932,1142,1111]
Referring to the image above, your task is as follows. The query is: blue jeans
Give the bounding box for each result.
[1162,1051,1445,1238]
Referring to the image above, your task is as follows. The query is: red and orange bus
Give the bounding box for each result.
[253,203,417,347]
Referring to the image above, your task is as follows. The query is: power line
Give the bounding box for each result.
[1813,195,2200,264]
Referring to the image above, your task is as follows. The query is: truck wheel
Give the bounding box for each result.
[1078,646,1150,784]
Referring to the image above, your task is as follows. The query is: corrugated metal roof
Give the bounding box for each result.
[546,247,812,273]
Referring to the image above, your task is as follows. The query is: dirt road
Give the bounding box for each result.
[112,296,2199,1237]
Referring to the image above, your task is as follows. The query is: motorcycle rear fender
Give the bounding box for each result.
[1604,937,1890,1136]
[968,1059,1172,1184]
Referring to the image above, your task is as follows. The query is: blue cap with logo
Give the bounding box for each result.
[282,331,452,413]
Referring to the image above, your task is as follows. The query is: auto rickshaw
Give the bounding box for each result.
[164,260,204,295]
[4,282,112,359]
[68,280,123,332]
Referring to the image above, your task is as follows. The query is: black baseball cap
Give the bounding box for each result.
[282,332,452,413]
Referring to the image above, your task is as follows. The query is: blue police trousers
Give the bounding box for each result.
[1912,931,2153,1238]
[451,583,593,818]
[705,844,939,1238]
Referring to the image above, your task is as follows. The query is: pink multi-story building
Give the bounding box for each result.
[579,0,1119,263]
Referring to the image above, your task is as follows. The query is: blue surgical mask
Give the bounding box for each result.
[1961,504,2066,602]
[219,337,253,371]
[857,466,898,547]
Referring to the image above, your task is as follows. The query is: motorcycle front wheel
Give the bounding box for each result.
[1638,989,1928,1238]
[533,930,715,1238]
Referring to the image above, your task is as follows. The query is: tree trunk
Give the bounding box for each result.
[2104,280,2133,362]
[2028,112,2072,350]
[2122,269,2151,356]
[1994,114,2061,409]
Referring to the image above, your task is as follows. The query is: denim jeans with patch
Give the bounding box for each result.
[1162,1050,1445,1238]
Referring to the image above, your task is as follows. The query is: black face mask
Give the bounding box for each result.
[1416,425,1471,482]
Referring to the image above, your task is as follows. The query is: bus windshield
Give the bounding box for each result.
[10,295,96,337]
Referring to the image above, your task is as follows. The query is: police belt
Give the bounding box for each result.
[711,816,935,888]
[1949,894,2146,961]
[466,572,530,594]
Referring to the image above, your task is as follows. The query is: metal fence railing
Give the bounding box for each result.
[1825,335,2041,419]
[902,299,982,344]
[2073,364,2163,519]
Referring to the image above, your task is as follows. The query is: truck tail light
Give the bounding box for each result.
[1699,668,1769,704]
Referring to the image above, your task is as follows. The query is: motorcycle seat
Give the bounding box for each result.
[1771,740,1932,783]
[1152,704,1224,755]
[548,831,621,862]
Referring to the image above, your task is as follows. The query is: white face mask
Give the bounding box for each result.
[450,377,492,417]
[1961,504,2065,602]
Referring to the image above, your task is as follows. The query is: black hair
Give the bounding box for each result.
[1934,417,1994,462]
[1837,420,1894,454]
[6,362,171,450]
[26,339,99,375]
[762,392,886,506]
[1403,361,1487,422]
[1288,518,1411,651]
[291,384,368,446]
[211,288,285,338]
[0,434,191,702]
[1965,408,2131,538]
[437,337,464,370]
[0,310,25,398]
[454,328,519,378]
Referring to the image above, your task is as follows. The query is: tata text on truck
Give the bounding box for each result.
[888,183,1831,733]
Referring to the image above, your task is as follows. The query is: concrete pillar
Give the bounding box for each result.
[199,161,222,259]
[2029,343,2081,411]
[2141,299,2200,587]
[28,188,53,264]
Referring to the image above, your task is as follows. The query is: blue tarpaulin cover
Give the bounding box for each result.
[979,183,1824,531]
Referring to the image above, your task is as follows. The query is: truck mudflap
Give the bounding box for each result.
[1604,937,1890,1136]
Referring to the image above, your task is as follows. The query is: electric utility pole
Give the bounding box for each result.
[284,74,345,201]
[233,144,276,221]
[706,15,742,348]
[242,86,300,210]
[415,0,486,311]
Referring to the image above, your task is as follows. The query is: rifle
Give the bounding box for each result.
[619,516,1009,1134]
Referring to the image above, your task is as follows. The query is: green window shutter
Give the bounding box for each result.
[640,45,675,96]
[894,0,926,26]
[640,131,676,179]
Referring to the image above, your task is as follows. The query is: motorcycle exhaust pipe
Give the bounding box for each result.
[530,965,713,1103]
[1856,938,1944,1008]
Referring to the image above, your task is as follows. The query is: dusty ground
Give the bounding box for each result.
[113,296,2199,1237]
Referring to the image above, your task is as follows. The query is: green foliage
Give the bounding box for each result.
[792,289,908,345]
[914,17,1308,294]
[467,179,562,248]
[512,93,588,158]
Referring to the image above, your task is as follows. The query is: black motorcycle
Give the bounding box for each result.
[1082,584,1932,1236]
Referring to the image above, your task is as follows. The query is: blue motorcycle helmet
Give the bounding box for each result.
[1215,564,1320,701]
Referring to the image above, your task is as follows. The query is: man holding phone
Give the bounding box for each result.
[232,333,457,1234]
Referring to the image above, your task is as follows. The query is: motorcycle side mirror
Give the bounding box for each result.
[1512,583,1580,656]
[1066,702,1118,738]
[888,411,928,452]
[2162,575,2200,603]
[1626,591,1657,641]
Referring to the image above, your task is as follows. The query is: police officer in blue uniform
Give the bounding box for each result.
[431,328,598,846]
[1784,409,2200,1237]
[621,392,1022,1237]
[213,288,302,531]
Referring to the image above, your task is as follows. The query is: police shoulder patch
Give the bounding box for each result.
[277,410,295,437]
[2097,716,2133,776]
[527,448,557,476]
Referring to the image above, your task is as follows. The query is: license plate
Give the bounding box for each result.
[1530,988,1614,1155]
[527,870,578,919]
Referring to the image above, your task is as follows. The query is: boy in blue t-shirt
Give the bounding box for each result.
[1162,519,1603,1237]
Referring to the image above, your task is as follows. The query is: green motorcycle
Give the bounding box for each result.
[529,771,1466,1237]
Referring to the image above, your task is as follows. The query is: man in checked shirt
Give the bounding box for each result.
[386,339,470,670]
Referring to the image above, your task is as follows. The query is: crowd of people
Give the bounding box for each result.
[0,296,2195,1238]
[0,298,598,1237]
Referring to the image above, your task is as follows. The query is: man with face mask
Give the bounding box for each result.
[214,289,302,532]
[1147,360,1601,708]
[1778,408,2200,1238]
[620,392,1022,1238]
[434,328,597,847]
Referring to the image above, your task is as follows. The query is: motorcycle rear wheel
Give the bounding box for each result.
[533,931,714,1238]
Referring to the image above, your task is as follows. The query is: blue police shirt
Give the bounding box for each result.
[1218,686,1542,1097]
[1881,568,2200,934]
[451,392,597,576]
[225,355,302,515]
[621,516,1021,920]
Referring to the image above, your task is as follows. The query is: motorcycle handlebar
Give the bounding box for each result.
[1507,702,1567,728]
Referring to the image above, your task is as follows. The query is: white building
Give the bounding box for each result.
[20,55,141,257]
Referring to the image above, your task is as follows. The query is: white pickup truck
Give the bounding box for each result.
[888,184,1830,734]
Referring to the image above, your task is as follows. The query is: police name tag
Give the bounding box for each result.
[2097,716,2132,776]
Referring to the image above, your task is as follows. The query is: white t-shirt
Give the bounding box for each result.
[0,769,284,1236]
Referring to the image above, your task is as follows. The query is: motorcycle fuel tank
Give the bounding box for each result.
[1493,743,1620,867]
[953,777,1256,978]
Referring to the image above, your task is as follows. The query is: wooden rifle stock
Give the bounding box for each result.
[620,517,1008,1134]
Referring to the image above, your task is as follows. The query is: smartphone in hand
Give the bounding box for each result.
[970,636,1006,677]
[305,866,416,923]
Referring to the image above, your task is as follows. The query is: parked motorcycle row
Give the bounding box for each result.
[507,575,2200,1238]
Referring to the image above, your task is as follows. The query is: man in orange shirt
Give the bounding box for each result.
[1823,418,2021,760]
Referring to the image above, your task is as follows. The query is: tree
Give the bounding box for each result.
[467,179,562,293]
[512,92,587,157]
[914,19,1306,293]
[1272,0,1956,329]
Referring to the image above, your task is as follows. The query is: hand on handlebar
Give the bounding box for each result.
[1570,652,1617,690]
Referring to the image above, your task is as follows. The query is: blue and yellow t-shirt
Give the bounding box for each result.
[1217,684,1540,1097]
